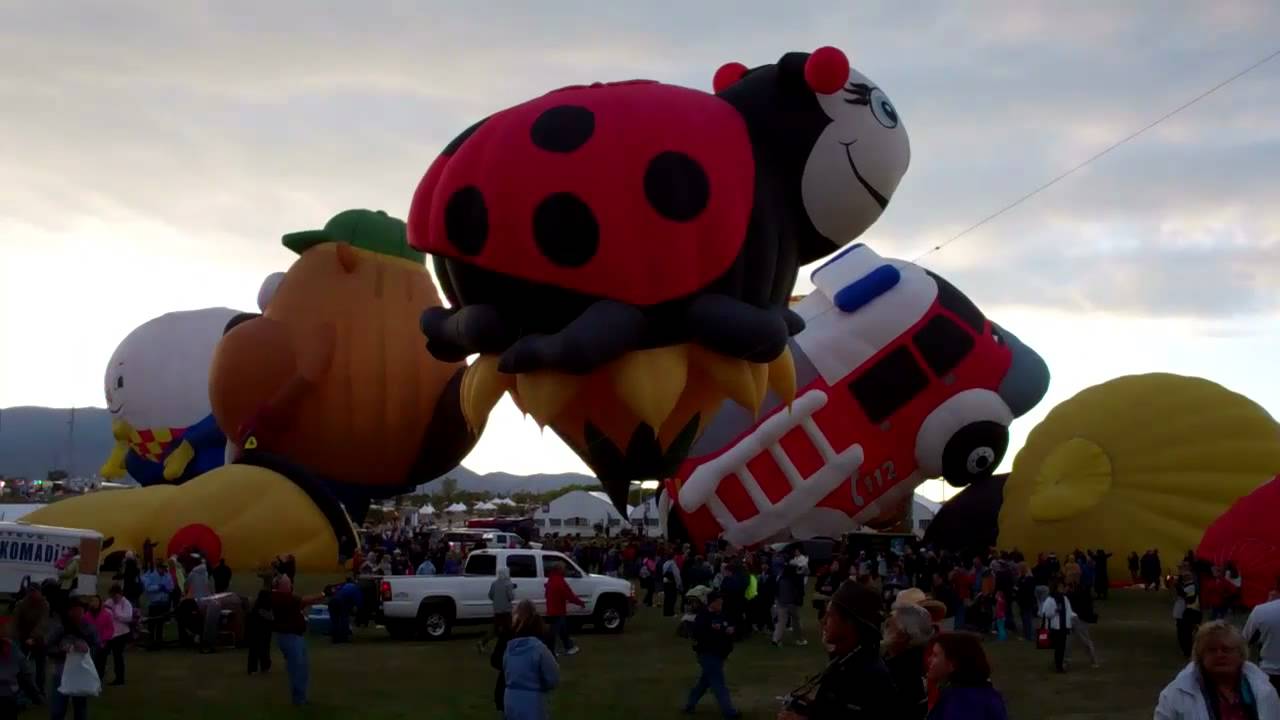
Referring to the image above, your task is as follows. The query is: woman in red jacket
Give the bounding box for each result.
[545,564,585,657]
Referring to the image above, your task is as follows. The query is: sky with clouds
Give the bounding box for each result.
[1,2,1277,500]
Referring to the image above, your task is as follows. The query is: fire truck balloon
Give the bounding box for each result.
[662,244,1050,548]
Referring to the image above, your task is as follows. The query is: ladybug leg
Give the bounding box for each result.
[497,299,647,375]
[782,307,806,336]
[421,305,518,361]
[686,293,792,363]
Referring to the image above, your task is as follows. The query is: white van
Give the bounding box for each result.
[0,522,104,596]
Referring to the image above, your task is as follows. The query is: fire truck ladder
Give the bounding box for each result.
[678,389,865,546]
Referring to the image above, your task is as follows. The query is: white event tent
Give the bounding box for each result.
[533,490,632,537]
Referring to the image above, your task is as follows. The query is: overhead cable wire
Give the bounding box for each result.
[914,46,1280,261]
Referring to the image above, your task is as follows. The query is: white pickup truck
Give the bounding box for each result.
[377,548,635,640]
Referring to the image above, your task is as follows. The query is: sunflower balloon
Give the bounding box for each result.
[998,373,1280,582]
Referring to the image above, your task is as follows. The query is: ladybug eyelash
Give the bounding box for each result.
[842,82,872,105]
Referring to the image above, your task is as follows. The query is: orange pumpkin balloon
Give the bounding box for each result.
[210,210,475,495]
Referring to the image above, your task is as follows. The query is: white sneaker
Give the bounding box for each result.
[565,646,581,656]
[795,639,809,647]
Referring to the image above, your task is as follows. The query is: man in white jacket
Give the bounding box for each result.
[1244,580,1280,695]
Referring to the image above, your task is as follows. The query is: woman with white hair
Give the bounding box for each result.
[1155,620,1280,719]
[884,603,934,719]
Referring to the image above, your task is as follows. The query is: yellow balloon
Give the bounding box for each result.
[24,465,351,572]
[998,373,1280,581]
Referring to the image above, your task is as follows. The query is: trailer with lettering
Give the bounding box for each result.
[0,521,103,596]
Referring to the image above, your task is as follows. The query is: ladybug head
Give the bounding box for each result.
[714,46,911,265]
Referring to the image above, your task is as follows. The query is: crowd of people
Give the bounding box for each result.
[448,530,1280,720]
[0,544,325,717]
[9,519,1280,718]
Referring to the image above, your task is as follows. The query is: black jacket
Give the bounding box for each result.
[777,565,806,606]
[1069,586,1098,624]
[885,645,927,720]
[692,609,734,659]
[1016,576,1037,609]
[490,634,508,711]
[803,646,901,719]
[815,571,840,598]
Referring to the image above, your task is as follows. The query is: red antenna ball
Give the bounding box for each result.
[804,46,850,94]
[713,62,748,93]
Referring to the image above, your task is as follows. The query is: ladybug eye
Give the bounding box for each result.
[869,89,899,129]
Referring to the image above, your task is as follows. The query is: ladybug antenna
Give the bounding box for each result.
[713,62,748,94]
[804,46,849,94]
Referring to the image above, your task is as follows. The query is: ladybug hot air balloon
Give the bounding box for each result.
[408,46,912,510]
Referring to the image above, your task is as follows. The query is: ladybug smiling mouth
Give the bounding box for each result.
[840,140,888,210]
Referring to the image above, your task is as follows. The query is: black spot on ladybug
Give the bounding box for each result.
[442,116,488,156]
[530,106,595,153]
[444,186,488,256]
[533,192,599,268]
[644,151,710,222]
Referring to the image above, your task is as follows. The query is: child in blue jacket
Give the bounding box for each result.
[503,600,559,720]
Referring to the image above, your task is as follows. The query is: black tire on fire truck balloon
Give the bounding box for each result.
[941,421,1009,488]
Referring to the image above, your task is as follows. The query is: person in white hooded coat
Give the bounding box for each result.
[1155,621,1280,720]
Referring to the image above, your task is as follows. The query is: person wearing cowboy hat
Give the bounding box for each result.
[778,581,903,720]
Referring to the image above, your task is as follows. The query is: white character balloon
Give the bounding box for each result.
[101,307,244,485]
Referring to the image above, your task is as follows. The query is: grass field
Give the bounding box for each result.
[84,586,1188,720]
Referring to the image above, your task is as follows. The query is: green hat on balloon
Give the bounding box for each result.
[282,209,425,264]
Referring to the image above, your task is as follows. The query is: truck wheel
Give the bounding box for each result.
[594,598,627,634]
[418,602,454,641]
[385,619,415,641]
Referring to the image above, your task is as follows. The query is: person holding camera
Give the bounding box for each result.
[778,581,901,720]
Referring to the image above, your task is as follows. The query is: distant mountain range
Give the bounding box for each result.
[0,407,114,479]
[418,467,597,496]
[0,406,595,494]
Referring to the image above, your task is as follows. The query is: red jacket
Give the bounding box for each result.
[545,573,584,617]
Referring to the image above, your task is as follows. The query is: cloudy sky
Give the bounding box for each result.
[2,2,1277,499]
